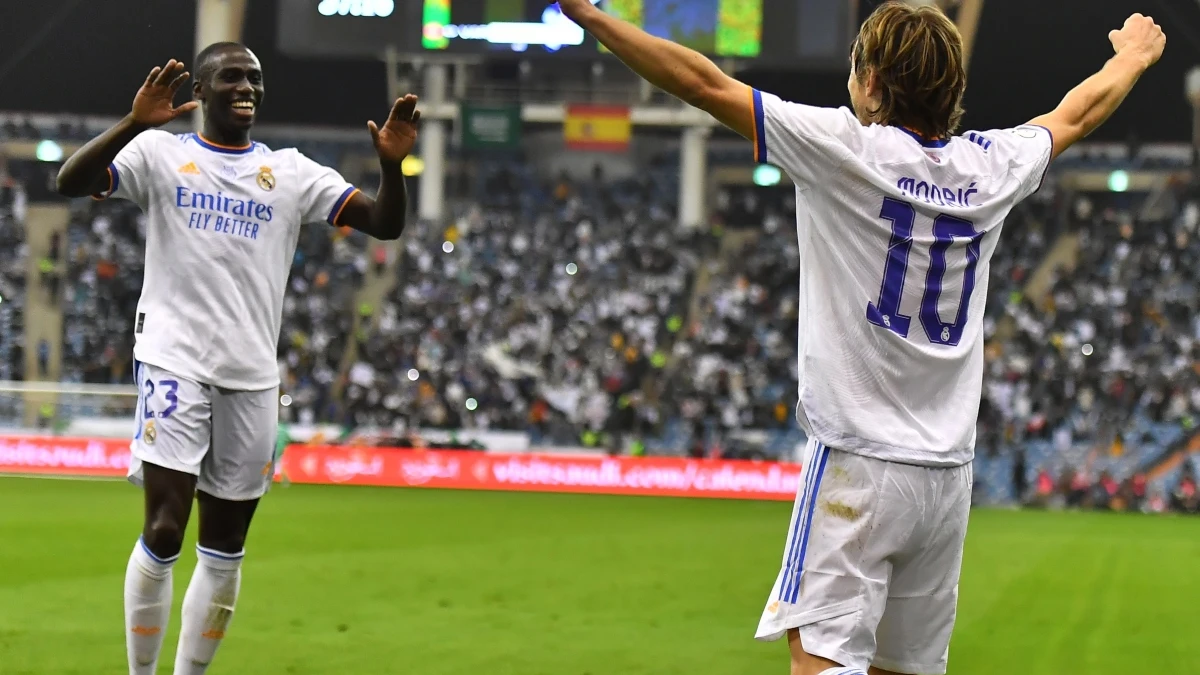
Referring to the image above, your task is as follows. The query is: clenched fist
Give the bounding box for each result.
[1110,13,1166,70]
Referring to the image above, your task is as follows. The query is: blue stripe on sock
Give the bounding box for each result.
[785,444,831,604]
[138,536,179,564]
[197,545,245,561]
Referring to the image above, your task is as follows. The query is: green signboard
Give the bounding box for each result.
[460,103,521,151]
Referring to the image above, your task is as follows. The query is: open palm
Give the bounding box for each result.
[368,95,421,164]
[131,59,198,128]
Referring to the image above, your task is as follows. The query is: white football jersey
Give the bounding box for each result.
[100,131,358,390]
[751,89,1052,467]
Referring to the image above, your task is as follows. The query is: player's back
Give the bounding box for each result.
[752,91,1052,467]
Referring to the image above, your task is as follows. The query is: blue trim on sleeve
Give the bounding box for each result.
[327,186,357,225]
[965,132,993,151]
[752,89,768,164]
[899,127,949,148]
[1028,124,1055,194]
[108,163,120,195]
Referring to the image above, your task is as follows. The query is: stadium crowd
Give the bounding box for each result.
[2,118,1199,506]
[663,186,800,447]
[978,188,1200,452]
[343,165,705,449]
[0,170,27,384]
[1021,459,1198,514]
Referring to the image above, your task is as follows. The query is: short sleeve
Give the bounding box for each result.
[751,89,862,185]
[295,152,358,226]
[96,130,162,206]
[983,125,1054,200]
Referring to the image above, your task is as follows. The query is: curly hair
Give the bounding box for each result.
[851,2,967,140]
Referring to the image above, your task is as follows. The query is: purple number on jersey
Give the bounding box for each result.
[866,197,980,346]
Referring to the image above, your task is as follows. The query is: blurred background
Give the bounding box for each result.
[0,0,1198,514]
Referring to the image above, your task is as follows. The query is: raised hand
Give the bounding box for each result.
[131,59,199,127]
[551,0,597,21]
[368,94,421,165]
[1110,13,1166,70]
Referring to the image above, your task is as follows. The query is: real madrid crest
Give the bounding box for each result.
[256,166,276,192]
[143,419,157,445]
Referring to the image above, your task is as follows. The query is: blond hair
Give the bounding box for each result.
[851,2,967,139]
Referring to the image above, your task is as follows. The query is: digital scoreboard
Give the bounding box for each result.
[277,0,851,69]
[419,0,763,58]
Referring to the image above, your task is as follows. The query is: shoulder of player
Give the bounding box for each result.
[955,126,1049,148]
[129,128,181,148]
[950,127,1050,166]
[255,145,321,169]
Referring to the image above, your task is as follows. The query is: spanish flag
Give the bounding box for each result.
[564,104,632,151]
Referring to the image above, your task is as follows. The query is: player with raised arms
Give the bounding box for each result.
[55,42,420,674]
[550,1,1164,673]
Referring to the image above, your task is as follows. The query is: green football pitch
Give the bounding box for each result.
[2,476,1197,674]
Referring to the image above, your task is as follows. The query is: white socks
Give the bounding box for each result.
[172,545,244,675]
[123,539,245,675]
[125,537,178,675]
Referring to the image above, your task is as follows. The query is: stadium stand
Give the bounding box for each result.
[0,171,27,386]
[345,166,704,451]
[2,113,1198,513]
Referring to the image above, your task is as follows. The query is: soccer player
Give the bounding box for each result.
[552,1,1164,673]
[55,42,420,674]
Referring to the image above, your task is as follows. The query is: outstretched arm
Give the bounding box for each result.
[57,59,197,197]
[1029,13,1165,160]
[555,0,753,140]
[336,95,421,240]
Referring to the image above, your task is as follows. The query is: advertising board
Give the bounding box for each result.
[0,436,801,502]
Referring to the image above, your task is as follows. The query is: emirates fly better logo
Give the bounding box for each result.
[317,0,394,17]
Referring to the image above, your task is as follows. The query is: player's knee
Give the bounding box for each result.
[142,515,186,558]
[197,531,246,556]
[196,492,258,554]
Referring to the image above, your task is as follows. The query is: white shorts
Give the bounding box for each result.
[128,361,279,501]
[755,438,972,675]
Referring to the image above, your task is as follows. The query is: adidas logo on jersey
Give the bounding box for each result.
[177,162,200,175]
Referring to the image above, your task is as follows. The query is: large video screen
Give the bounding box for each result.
[420,0,763,58]
[277,0,848,69]
[604,0,762,58]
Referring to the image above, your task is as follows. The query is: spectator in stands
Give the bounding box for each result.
[37,338,49,378]
[1171,468,1198,513]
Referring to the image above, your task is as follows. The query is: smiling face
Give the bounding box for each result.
[193,46,264,136]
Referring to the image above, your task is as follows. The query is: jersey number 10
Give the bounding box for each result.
[865,197,982,347]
